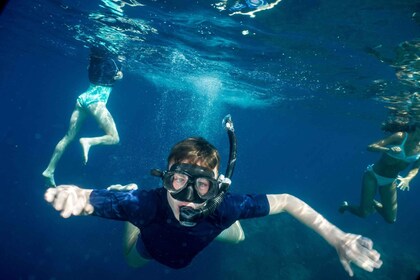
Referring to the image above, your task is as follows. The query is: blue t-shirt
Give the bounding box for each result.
[90,187,270,269]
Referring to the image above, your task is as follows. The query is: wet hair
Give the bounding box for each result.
[381,120,417,133]
[168,137,220,170]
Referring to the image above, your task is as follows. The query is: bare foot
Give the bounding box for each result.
[373,199,383,211]
[42,170,56,187]
[338,201,349,214]
[79,138,91,164]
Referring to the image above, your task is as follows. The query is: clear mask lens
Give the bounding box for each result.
[162,163,220,202]
[166,172,214,198]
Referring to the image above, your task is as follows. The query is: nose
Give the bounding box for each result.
[184,184,195,201]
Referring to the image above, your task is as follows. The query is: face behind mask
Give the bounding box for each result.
[163,163,220,204]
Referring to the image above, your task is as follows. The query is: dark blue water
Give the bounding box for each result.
[1,0,419,279]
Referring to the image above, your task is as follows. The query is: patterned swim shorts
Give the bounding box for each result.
[77,84,112,108]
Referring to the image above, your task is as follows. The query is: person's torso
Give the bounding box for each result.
[386,133,420,163]
[136,190,269,269]
[375,133,420,177]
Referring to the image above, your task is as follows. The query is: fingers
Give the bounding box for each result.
[72,192,87,216]
[84,203,94,215]
[363,246,381,262]
[339,258,354,277]
[44,188,57,203]
[351,242,383,272]
[107,184,123,190]
[53,188,70,212]
[126,183,138,190]
[107,183,138,191]
[44,186,92,218]
[338,234,383,276]
[61,190,76,218]
[358,236,373,250]
[397,183,409,191]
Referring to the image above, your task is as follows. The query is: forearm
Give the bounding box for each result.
[45,185,141,220]
[267,194,383,277]
[267,194,344,247]
[367,143,389,153]
[406,167,419,180]
[90,189,139,220]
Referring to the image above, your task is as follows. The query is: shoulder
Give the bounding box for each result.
[219,193,270,218]
[133,187,166,204]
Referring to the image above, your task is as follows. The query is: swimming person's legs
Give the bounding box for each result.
[377,183,398,223]
[42,104,88,186]
[340,167,378,218]
[79,101,120,164]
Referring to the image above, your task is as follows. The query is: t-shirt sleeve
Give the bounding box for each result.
[216,193,270,226]
[90,189,154,222]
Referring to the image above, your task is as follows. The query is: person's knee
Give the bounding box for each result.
[384,213,397,224]
[359,209,373,218]
[114,134,120,144]
[109,133,119,144]
[382,203,397,224]
[384,217,396,224]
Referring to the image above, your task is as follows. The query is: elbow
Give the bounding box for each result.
[267,193,295,215]
[367,144,375,151]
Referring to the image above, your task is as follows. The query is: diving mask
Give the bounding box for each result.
[160,163,220,204]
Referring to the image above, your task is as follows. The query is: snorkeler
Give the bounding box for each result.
[45,116,382,277]
[42,46,123,187]
[340,121,420,223]
[229,0,267,12]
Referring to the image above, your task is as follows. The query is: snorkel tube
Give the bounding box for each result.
[222,114,237,179]
[179,114,237,226]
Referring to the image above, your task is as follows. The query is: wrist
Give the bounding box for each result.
[322,224,345,247]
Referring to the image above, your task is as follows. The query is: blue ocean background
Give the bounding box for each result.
[1,0,419,279]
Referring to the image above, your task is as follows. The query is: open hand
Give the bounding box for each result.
[394,175,410,191]
[114,70,123,80]
[389,146,402,153]
[335,233,382,277]
[44,185,93,218]
[107,183,138,191]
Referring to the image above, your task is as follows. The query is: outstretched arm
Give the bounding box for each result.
[45,184,142,220]
[267,194,382,277]
[44,185,93,218]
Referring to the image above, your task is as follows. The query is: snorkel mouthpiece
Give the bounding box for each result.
[179,188,227,226]
[179,206,204,227]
